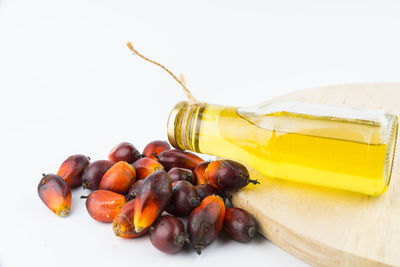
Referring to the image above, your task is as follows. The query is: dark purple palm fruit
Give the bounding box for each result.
[167,167,195,184]
[166,181,200,217]
[149,215,188,254]
[223,207,258,242]
[82,160,114,190]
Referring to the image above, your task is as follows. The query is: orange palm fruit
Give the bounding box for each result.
[193,161,210,185]
[84,190,126,222]
[205,160,259,191]
[133,170,172,233]
[57,154,90,188]
[132,157,164,180]
[187,195,225,255]
[157,149,204,171]
[112,199,149,238]
[38,174,71,217]
[99,161,136,194]
[142,140,171,160]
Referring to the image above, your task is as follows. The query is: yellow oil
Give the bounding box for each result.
[178,103,397,195]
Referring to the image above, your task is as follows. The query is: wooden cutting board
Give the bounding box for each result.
[231,83,400,267]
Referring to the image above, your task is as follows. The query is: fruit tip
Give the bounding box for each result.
[135,226,144,233]
[113,223,122,236]
[57,209,70,217]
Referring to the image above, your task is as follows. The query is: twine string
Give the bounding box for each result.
[126,42,197,103]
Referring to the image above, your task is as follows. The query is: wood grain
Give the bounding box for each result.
[231,83,400,267]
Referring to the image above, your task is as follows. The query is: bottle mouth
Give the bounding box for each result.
[382,112,398,189]
[167,101,188,150]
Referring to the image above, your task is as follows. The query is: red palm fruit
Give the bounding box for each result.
[167,167,195,184]
[132,158,164,180]
[157,149,204,171]
[133,170,172,233]
[194,184,226,202]
[82,160,113,190]
[143,140,171,160]
[108,142,141,164]
[126,179,144,201]
[112,199,149,238]
[99,161,136,194]
[223,207,258,242]
[84,190,126,222]
[166,181,200,217]
[205,160,259,191]
[187,195,225,255]
[38,174,71,217]
[193,161,210,185]
[150,215,188,254]
[57,154,90,188]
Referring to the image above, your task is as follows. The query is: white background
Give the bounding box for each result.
[1,1,400,266]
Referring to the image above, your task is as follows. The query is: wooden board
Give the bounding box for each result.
[231,83,400,267]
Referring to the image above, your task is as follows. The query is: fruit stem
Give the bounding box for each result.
[174,233,189,245]
[82,181,88,190]
[190,197,200,208]
[248,226,257,238]
[194,246,203,255]
[125,192,136,201]
[152,153,159,159]
[80,195,88,199]
[249,179,260,185]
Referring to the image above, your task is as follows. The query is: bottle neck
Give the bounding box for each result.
[167,101,208,152]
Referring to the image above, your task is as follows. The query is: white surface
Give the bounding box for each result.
[0,1,399,267]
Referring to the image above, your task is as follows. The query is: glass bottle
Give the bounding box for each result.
[167,101,398,195]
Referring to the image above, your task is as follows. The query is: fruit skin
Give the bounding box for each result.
[133,170,172,233]
[157,149,204,171]
[193,161,210,185]
[126,179,144,201]
[223,207,258,242]
[143,140,171,160]
[205,160,259,191]
[85,190,126,222]
[108,142,141,164]
[112,199,148,238]
[38,174,71,217]
[150,215,187,254]
[82,160,113,190]
[187,195,225,255]
[132,157,164,180]
[57,154,90,188]
[167,167,195,184]
[99,161,136,194]
[166,181,200,217]
[194,184,226,202]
